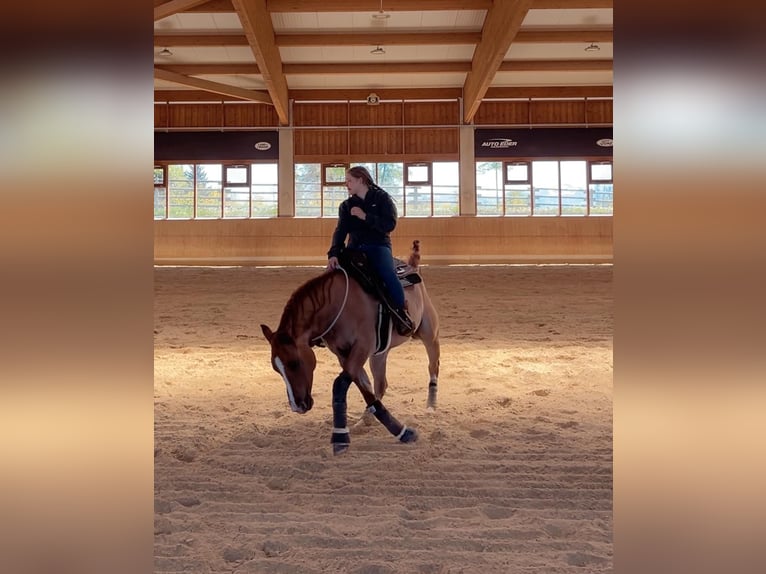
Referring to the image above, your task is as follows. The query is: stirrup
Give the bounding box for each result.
[393,310,414,336]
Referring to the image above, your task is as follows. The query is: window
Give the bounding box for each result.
[432,162,459,216]
[589,161,613,215]
[156,162,278,220]
[475,159,612,217]
[195,164,223,219]
[295,163,321,217]
[167,164,195,219]
[323,163,348,217]
[251,163,278,217]
[154,166,167,219]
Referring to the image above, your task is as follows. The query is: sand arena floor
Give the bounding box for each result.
[154,263,613,573]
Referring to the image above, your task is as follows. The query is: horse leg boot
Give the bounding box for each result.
[368,400,418,444]
[331,372,353,455]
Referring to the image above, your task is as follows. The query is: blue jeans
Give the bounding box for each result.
[357,244,405,309]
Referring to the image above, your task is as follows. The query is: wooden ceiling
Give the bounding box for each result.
[154,0,613,125]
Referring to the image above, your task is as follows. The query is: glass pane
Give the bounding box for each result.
[560,161,587,215]
[532,161,560,216]
[589,183,614,215]
[224,187,249,218]
[154,187,166,219]
[405,185,431,217]
[251,163,278,218]
[167,164,194,219]
[432,162,459,216]
[505,163,528,182]
[591,162,613,181]
[505,185,531,216]
[377,163,404,211]
[153,168,164,185]
[407,164,429,183]
[356,163,377,181]
[295,164,321,217]
[195,164,222,219]
[323,186,347,217]
[324,165,346,184]
[226,165,248,185]
[476,162,503,216]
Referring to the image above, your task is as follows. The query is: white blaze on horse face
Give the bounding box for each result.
[273,356,300,412]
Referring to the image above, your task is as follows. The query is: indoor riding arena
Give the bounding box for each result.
[154,2,613,573]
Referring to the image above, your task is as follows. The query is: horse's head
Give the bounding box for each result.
[260,324,317,414]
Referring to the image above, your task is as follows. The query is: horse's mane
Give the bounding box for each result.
[277,271,338,337]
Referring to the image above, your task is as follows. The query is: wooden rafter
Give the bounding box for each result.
[158,59,611,76]
[154,0,212,21]
[463,0,533,123]
[231,0,290,125]
[154,67,273,104]
[154,29,613,48]
[178,0,612,12]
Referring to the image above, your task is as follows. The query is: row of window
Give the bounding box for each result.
[153,160,613,219]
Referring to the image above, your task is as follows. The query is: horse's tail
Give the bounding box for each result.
[407,239,421,270]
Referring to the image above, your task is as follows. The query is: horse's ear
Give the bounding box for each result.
[260,324,274,342]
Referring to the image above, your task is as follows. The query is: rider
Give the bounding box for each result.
[326,166,414,337]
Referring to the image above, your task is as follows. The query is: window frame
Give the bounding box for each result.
[404,162,432,186]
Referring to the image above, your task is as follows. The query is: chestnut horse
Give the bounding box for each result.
[260,241,440,454]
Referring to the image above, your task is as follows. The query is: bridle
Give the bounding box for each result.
[310,266,349,345]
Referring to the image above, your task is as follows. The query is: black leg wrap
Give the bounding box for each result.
[331,372,353,430]
[368,400,418,443]
[331,373,353,454]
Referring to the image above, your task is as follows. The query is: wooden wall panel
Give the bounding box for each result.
[349,102,403,126]
[154,216,613,265]
[293,102,348,127]
[530,100,586,124]
[154,103,168,128]
[167,103,223,128]
[403,101,460,125]
[586,99,613,124]
[473,100,530,125]
[404,128,459,155]
[294,129,349,156]
[223,103,279,127]
[348,128,404,155]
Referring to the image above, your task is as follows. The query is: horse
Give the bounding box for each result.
[260,240,440,454]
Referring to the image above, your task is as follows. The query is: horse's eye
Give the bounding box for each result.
[286,360,300,371]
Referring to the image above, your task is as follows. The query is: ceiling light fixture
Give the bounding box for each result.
[584,43,600,52]
[372,0,390,20]
[370,45,386,55]
[159,47,173,56]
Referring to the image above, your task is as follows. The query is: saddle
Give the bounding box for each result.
[338,248,421,306]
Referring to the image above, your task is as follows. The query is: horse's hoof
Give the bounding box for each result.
[399,427,418,443]
[425,405,436,413]
[332,443,350,455]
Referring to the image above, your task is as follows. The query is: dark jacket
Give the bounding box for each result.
[327,185,398,258]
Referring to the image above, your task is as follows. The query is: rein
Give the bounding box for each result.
[311,267,349,345]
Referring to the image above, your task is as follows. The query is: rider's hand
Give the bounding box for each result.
[327,256,340,271]
[350,206,366,220]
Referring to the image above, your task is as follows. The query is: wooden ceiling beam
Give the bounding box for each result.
[154,85,611,102]
[159,64,261,74]
[159,59,611,76]
[463,0,533,123]
[231,0,290,125]
[276,32,481,46]
[154,0,212,21]
[154,34,249,47]
[177,0,612,12]
[484,85,612,98]
[154,67,273,104]
[498,59,612,71]
[154,29,613,48]
[283,62,472,74]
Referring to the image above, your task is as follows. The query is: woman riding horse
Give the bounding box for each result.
[326,166,414,336]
